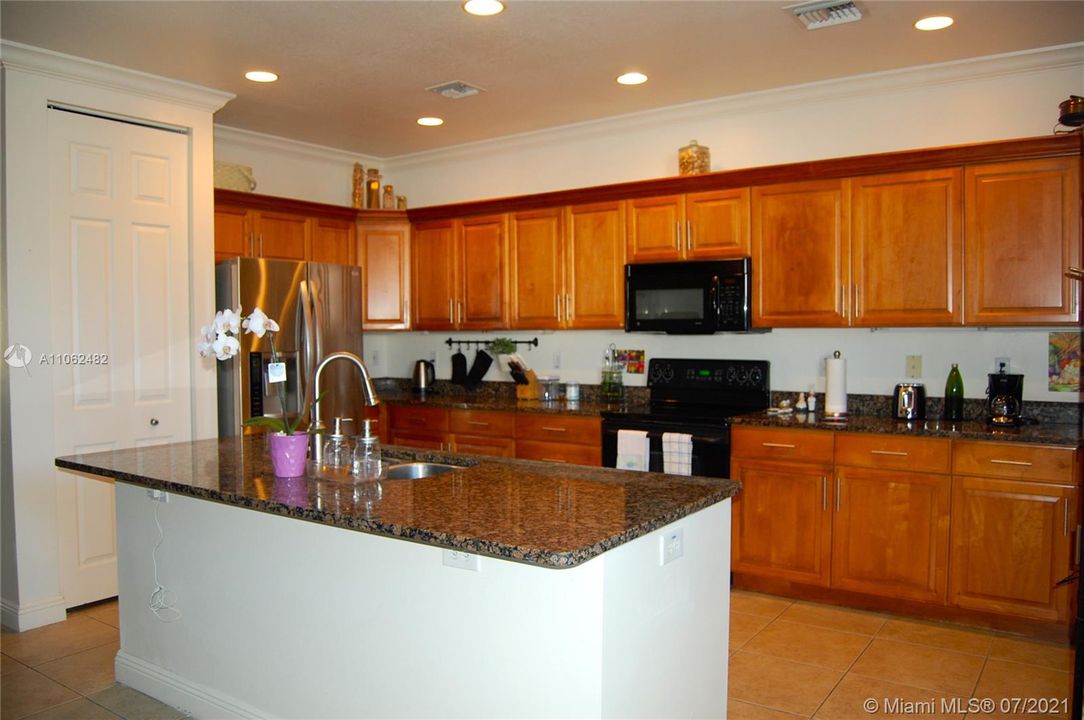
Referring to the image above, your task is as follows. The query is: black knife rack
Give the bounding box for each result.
[445,337,538,350]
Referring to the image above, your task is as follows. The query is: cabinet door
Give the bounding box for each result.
[832,467,951,604]
[359,221,411,330]
[389,431,447,451]
[214,205,250,262]
[459,214,508,329]
[730,458,833,586]
[626,196,684,262]
[566,202,626,329]
[685,188,750,259]
[254,210,309,261]
[509,208,564,329]
[311,217,355,266]
[851,169,963,326]
[752,180,849,327]
[451,434,516,457]
[411,221,457,330]
[950,476,1076,622]
[516,440,601,466]
[964,157,1080,325]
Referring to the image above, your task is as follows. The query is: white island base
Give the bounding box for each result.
[114,483,731,719]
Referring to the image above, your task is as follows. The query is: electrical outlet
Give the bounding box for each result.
[659,528,684,566]
[905,355,922,379]
[995,357,1011,373]
[442,549,480,571]
[553,351,562,369]
[147,489,169,503]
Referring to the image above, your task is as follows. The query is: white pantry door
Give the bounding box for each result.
[48,108,192,608]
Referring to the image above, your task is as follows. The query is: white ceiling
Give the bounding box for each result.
[2,1,1082,158]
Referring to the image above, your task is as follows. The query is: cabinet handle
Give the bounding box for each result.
[541,426,567,432]
[457,300,463,324]
[674,221,681,250]
[840,286,846,315]
[870,450,909,456]
[565,293,571,322]
[541,457,567,463]
[555,294,561,320]
[467,421,489,427]
[449,298,454,324]
[1067,266,1084,279]
[259,234,264,256]
[1064,499,1070,537]
[822,476,827,511]
[854,285,860,312]
[761,442,796,449]
[249,233,255,256]
[835,476,841,512]
[1076,524,1081,565]
[989,459,1033,467]
[686,221,692,252]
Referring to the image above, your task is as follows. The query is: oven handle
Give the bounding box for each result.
[602,426,730,445]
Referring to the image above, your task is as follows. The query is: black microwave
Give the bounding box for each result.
[625,258,752,334]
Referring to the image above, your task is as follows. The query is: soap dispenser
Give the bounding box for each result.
[322,417,353,470]
[352,419,382,481]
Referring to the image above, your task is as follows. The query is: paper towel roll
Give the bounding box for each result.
[825,353,847,416]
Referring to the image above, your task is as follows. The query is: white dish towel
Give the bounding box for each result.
[616,429,650,472]
[662,432,693,476]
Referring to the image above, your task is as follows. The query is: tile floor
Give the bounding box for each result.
[1,599,185,720]
[728,590,1077,719]
[1,592,1076,719]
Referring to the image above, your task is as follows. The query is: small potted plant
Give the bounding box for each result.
[489,337,517,372]
[199,307,313,477]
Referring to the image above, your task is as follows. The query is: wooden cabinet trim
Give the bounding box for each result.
[216,189,406,223]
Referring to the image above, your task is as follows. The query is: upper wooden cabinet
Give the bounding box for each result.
[412,215,508,331]
[752,179,850,327]
[359,221,410,330]
[311,217,355,266]
[626,189,750,263]
[509,202,626,330]
[851,169,963,326]
[964,157,1081,325]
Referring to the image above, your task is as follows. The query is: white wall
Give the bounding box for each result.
[215,44,1084,405]
[0,42,229,629]
[215,125,383,207]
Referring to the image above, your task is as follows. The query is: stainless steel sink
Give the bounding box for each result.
[383,462,463,480]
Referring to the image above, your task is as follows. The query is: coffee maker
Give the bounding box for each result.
[986,367,1024,426]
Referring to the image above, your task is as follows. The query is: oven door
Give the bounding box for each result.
[601,416,731,478]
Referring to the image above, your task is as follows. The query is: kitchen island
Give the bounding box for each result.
[56,437,737,719]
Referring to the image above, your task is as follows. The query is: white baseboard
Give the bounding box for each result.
[115,651,271,720]
[0,595,66,631]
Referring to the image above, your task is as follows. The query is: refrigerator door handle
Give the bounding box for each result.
[299,279,317,421]
[311,277,325,362]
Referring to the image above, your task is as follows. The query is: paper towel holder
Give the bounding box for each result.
[825,349,849,419]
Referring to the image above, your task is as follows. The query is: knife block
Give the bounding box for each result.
[516,370,540,400]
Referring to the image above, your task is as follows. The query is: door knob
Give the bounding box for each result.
[149,418,160,426]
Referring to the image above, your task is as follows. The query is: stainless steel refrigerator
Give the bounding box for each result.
[215,257,365,437]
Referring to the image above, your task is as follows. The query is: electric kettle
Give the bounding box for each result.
[893,382,926,420]
[412,359,435,394]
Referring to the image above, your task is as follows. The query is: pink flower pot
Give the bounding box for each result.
[267,432,309,478]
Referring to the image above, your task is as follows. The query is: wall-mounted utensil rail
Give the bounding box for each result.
[444,337,539,350]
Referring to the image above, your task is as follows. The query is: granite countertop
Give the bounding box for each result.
[55,437,736,569]
[731,411,1082,446]
[379,391,639,417]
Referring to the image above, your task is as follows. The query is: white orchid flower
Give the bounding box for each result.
[242,307,279,338]
[197,339,214,358]
[200,323,216,343]
[215,307,242,335]
[212,332,240,361]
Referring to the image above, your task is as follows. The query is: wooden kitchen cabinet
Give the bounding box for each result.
[250,210,310,261]
[964,157,1081,325]
[412,216,507,330]
[626,189,749,263]
[831,434,952,604]
[751,179,850,327]
[850,169,963,326]
[730,427,835,586]
[310,216,355,266]
[214,205,249,263]
[448,409,516,457]
[515,414,601,466]
[949,440,1079,623]
[359,220,411,329]
[509,202,626,330]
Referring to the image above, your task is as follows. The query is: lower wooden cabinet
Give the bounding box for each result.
[731,426,1079,629]
[514,414,601,465]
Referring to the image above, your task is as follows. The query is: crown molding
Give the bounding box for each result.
[214,125,381,166]
[0,41,234,113]
[386,42,1084,171]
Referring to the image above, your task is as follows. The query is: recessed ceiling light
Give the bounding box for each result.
[245,70,278,83]
[616,72,648,86]
[417,117,445,127]
[914,15,954,31]
[463,0,504,16]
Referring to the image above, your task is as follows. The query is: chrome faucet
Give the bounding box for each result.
[309,351,380,465]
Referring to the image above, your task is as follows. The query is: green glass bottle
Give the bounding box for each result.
[944,363,964,421]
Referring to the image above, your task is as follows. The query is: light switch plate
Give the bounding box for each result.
[659,528,684,565]
[442,549,479,571]
[905,355,922,379]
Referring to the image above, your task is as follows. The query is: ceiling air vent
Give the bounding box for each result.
[786,0,863,29]
[426,81,485,100]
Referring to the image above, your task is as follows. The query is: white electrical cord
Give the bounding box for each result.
[149,497,181,622]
